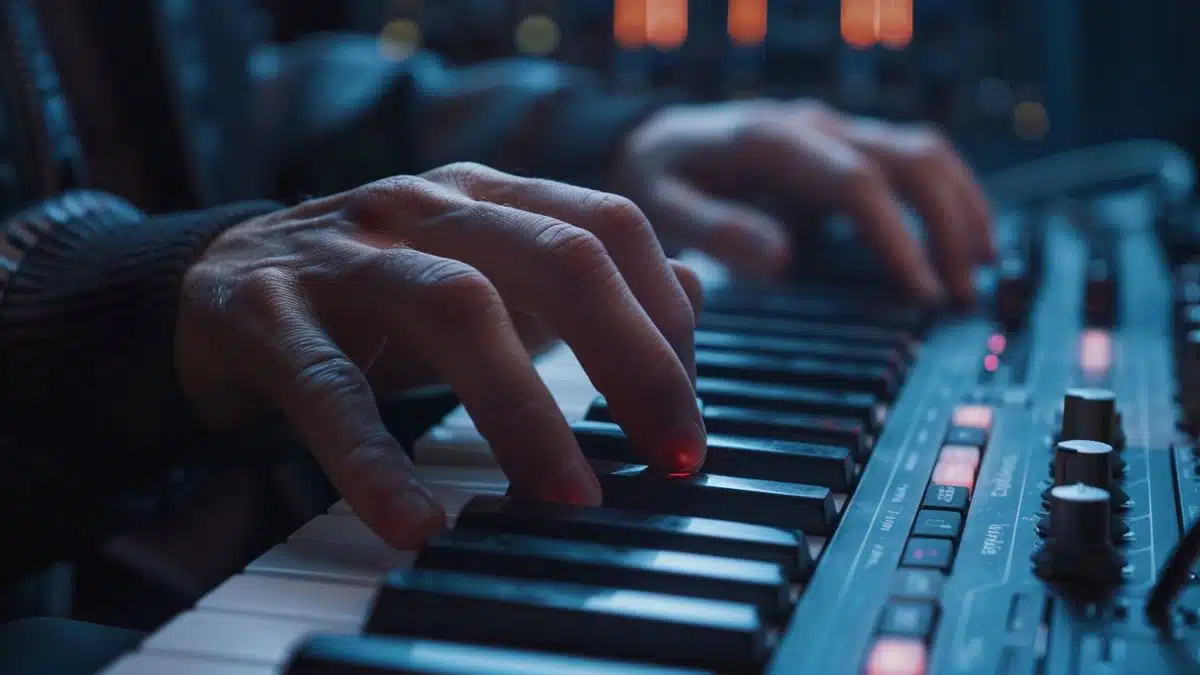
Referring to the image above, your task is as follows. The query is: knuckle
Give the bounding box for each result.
[348,175,443,222]
[412,258,501,320]
[532,220,612,275]
[579,191,653,243]
[294,353,366,394]
[428,161,505,191]
[835,158,888,195]
[228,267,302,316]
[906,124,953,160]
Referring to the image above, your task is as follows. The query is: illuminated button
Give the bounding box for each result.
[931,461,976,493]
[865,637,927,675]
[890,569,943,600]
[945,426,987,448]
[911,509,962,539]
[1079,329,1112,376]
[878,601,937,639]
[938,445,981,469]
[901,538,954,571]
[952,405,993,431]
[922,485,969,512]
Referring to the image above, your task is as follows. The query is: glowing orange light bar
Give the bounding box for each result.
[646,0,687,50]
[728,0,768,47]
[878,0,913,48]
[614,0,647,49]
[841,0,877,49]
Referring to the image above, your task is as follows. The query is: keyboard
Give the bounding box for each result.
[100,188,1200,675]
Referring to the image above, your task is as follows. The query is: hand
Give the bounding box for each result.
[175,163,707,548]
[613,100,994,304]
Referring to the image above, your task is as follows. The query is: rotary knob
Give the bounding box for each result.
[1061,388,1117,444]
[1033,484,1125,584]
[1053,440,1128,504]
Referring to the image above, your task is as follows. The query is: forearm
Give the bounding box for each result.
[0,191,280,580]
[264,35,671,199]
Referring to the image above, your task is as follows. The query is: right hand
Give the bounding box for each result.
[175,163,707,549]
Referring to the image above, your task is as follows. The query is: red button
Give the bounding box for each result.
[865,637,927,675]
[932,460,976,493]
[952,405,993,431]
[938,445,981,469]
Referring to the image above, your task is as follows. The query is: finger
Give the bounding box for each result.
[941,155,995,261]
[360,176,706,472]
[842,121,980,302]
[432,164,699,383]
[336,246,603,505]
[669,259,705,319]
[233,268,445,549]
[642,176,792,281]
[741,124,945,303]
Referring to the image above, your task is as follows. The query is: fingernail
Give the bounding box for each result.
[653,418,708,473]
[386,490,443,537]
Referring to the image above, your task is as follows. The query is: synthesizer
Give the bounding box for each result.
[99,148,1200,674]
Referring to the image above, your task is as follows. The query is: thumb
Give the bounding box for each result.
[645,177,792,280]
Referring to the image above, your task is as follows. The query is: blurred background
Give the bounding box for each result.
[263,0,1200,171]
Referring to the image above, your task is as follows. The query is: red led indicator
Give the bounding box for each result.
[987,334,1006,354]
[983,354,1000,372]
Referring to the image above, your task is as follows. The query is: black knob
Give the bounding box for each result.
[1182,330,1200,431]
[1045,440,1131,535]
[1061,388,1119,445]
[994,256,1030,327]
[1033,484,1125,584]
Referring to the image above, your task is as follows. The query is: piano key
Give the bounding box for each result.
[694,330,909,370]
[366,569,771,671]
[700,406,870,462]
[699,312,914,349]
[454,496,814,580]
[247,538,405,586]
[414,530,792,617]
[703,288,924,328]
[285,633,716,675]
[571,420,858,488]
[141,609,355,665]
[695,350,897,398]
[100,653,274,675]
[290,515,393,554]
[584,395,706,424]
[591,462,840,535]
[199,573,376,628]
[695,377,884,429]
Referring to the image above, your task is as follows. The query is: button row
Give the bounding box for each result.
[863,404,995,675]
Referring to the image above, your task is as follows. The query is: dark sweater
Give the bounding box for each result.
[0,5,665,583]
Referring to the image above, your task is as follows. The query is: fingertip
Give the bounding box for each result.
[374,488,447,549]
[648,417,708,474]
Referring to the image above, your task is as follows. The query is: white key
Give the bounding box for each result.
[142,610,354,665]
[198,574,376,628]
[289,515,390,553]
[247,540,401,586]
[99,653,275,675]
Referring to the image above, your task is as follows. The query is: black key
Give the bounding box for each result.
[901,538,955,571]
[591,462,840,535]
[414,531,792,618]
[703,290,923,328]
[366,569,770,672]
[889,569,944,600]
[572,420,857,489]
[586,396,705,425]
[911,509,963,539]
[286,633,716,674]
[699,313,914,350]
[696,378,883,430]
[455,496,815,581]
[701,406,870,464]
[921,485,971,513]
[946,426,988,448]
[568,417,859,485]
[877,602,938,639]
[694,330,909,371]
[696,350,896,398]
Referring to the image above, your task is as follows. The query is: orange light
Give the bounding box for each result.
[728,0,768,47]
[878,0,913,49]
[939,445,982,470]
[866,637,927,675]
[953,405,994,432]
[614,0,647,49]
[841,0,877,49]
[932,460,976,493]
[646,0,687,50]
[1080,329,1112,376]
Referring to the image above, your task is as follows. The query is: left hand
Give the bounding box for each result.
[612,100,994,305]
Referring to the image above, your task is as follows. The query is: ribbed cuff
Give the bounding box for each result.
[0,191,281,461]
